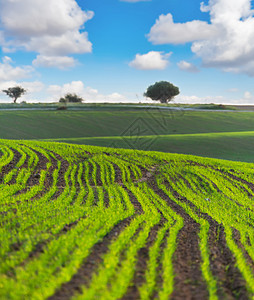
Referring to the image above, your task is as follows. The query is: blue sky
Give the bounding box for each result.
[0,0,254,104]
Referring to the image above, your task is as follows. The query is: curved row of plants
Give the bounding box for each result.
[0,139,253,299]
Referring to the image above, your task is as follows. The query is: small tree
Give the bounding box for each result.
[59,93,83,103]
[2,86,27,103]
[144,81,179,104]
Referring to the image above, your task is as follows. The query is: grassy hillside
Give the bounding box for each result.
[1,109,254,139]
[49,131,254,162]
[1,108,254,162]
[0,139,253,299]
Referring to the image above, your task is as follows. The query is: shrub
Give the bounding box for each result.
[59,93,84,103]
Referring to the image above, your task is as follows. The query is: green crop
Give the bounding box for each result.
[0,139,253,299]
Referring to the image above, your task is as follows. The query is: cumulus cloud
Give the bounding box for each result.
[47,81,127,103]
[244,91,252,99]
[238,91,254,104]
[148,0,254,76]
[148,13,218,44]
[129,51,171,70]
[0,0,94,68]
[0,80,128,103]
[0,80,45,102]
[32,55,77,69]
[177,61,200,73]
[0,56,34,81]
[175,94,229,104]
[21,81,45,94]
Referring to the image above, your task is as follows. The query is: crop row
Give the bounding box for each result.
[0,139,253,299]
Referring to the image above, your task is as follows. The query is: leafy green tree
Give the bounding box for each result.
[2,86,27,103]
[144,81,180,103]
[59,93,84,103]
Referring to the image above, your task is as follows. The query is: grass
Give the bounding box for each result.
[0,105,254,162]
[1,109,254,139]
[46,131,254,163]
[1,108,254,161]
[0,102,236,109]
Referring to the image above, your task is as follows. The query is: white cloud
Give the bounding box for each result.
[148,13,218,44]
[0,80,20,93]
[227,88,239,93]
[1,80,127,103]
[148,0,254,76]
[0,56,34,81]
[175,92,254,105]
[32,55,77,69]
[0,80,44,94]
[244,91,252,99]
[0,78,252,105]
[21,81,45,94]
[175,94,231,104]
[47,81,127,103]
[129,51,171,70]
[240,91,254,104]
[0,80,44,102]
[0,0,94,68]
[177,61,200,73]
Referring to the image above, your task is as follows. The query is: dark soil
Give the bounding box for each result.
[209,226,249,299]
[122,221,167,300]
[49,217,133,300]
[0,148,22,183]
[151,183,209,300]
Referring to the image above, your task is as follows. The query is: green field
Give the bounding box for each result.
[0,139,253,299]
[48,131,254,163]
[1,108,254,162]
[2,109,254,139]
[1,106,254,299]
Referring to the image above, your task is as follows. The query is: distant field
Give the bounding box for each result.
[0,139,253,299]
[1,108,254,161]
[48,131,254,163]
[1,109,254,139]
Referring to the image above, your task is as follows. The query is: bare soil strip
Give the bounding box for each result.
[27,147,49,186]
[160,176,250,299]
[187,159,254,196]
[150,183,208,299]
[9,216,81,273]
[232,229,254,270]
[224,172,254,197]
[49,217,133,300]
[0,147,21,183]
[122,186,144,214]
[95,162,103,186]
[108,160,123,184]
[209,225,249,299]
[122,221,167,300]
[14,147,50,197]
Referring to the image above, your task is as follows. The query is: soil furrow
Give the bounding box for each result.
[122,185,144,215]
[209,225,249,299]
[48,217,133,300]
[154,179,250,299]
[122,221,167,300]
[150,183,208,300]
[232,229,254,270]
[0,148,22,183]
